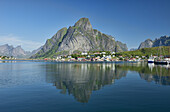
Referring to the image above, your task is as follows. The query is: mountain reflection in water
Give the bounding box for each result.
[45,63,127,103]
[45,63,170,103]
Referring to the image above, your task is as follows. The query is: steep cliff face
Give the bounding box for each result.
[153,36,170,47]
[138,36,170,49]
[31,46,43,55]
[31,18,128,58]
[138,39,153,49]
[116,41,128,52]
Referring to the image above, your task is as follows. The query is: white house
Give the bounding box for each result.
[67,56,72,58]
[56,56,61,59]
[136,56,139,58]
[112,55,115,57]
[81,52,88,55]
[102,52,106,54]
[112,52,115,54]
[142,56,146,58]
[106,55,112,59]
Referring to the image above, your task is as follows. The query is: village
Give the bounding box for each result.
[1,51,170,63]
[0,56,16,60]
[47,51,148,62]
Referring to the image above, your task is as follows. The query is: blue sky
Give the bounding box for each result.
[0,0,170,51]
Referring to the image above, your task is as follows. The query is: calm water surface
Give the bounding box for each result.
[0,61,170,112]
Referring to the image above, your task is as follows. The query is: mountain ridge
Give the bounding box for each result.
[0,44,41,58]
[138,36,170,49]
[31,18,128,59]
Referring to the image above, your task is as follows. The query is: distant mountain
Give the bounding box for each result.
[138,36,170,49]
[129,48,137,51]
[0,44,41,59]
[153,36,170,47]
[31,18,128,59]
[0,44,30,58]
[138,39,153,49]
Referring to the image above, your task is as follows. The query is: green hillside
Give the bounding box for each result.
[116,46,170,57]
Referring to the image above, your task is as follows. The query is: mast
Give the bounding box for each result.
[157,41,164,60]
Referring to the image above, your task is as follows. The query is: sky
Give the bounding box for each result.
[0,0,170,51]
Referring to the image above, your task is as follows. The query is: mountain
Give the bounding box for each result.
[31,46,43,55]
[116,41,128,52]
[138,36,170,49]
[31,18,128,59]
[138,39,153,49]
[129,48,137,51]
[0,44,41,58]
[153,35,170,47]
[0,44,30,58]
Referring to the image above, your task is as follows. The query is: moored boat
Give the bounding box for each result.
[154,60,168,65]
[153,42,169,65]
[148,58,154,63]
[148,54,154,63]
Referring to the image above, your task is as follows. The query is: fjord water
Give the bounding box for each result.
[0,61,170,112]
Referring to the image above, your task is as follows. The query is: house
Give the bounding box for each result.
[136,56,139,58]
[102,52,106,54]
[67,56,72,58]
[56,56,61,59]
[142,56,146,58]
[81,59,86,61]
[106,55,112,59]
[111,52,115,54]
[165,56,170,61]
[70,58,76,61]
[77,57,85,61]
[81,52,88,55]
[94,52,100,55]
[153,56,158,58]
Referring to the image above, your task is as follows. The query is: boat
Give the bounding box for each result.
[154,60,168,65]
[153,42,169,65]
[148,54,154,63]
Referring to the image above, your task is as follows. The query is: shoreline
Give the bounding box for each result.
[0,59,145,63]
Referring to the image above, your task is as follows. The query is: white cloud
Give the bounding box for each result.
[0,34,43,51]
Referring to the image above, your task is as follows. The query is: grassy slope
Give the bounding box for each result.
[116,46,170,57]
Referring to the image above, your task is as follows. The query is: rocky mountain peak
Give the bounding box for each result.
[16,45,22,49]
[1,44,13,50]
[31,18,128,58]
[0,44,42,58]
[138,36,170,49]
[74,18,93,31]
[146,39,152,42]
[138,39,153,49]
